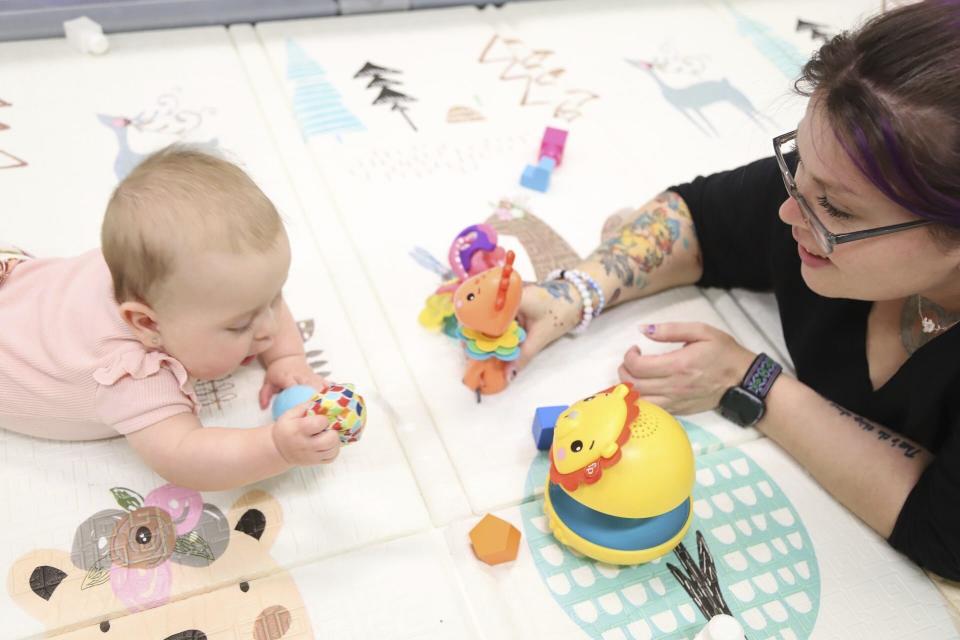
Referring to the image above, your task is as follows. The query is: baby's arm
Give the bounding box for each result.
[125,404,338,491]
[258,298,328,409]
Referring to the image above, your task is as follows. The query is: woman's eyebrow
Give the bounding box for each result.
[796,130,856,197]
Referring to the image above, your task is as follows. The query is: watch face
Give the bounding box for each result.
[720,386,764,426]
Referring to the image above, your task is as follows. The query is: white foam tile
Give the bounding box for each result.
[247,108,759,514]
[489,0,883,206]
[482,0,805,193]
[447,438,959,640]
[48,530,479,639]
[252,7,796,515]
[230,23,474,527]
[702,288,795,374]
[727,289,794,371]
[0,27,431,638]
[741,439,959,640]
[255,6,506,140]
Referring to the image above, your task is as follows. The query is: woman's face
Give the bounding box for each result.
[778,98,960,303]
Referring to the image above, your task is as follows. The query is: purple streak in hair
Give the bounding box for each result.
[841,117,960,226]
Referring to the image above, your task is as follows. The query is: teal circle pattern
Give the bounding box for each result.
[522,419,821,639]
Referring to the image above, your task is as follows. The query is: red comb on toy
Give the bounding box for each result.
[495,251,516,311]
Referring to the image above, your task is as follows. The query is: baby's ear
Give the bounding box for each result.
[6,549,75,625]
[229,490,283,552]
[116,300,161,348]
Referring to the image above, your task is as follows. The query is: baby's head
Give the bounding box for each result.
[102,145,290,380]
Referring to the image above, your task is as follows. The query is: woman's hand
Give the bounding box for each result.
[516,282,582,369]
[618,322,756,415]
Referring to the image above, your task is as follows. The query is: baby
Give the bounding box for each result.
[0,146,338,490]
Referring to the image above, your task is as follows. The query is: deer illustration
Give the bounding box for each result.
[97,114,146,181]
[626,59,777,136]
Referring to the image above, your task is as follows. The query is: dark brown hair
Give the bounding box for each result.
[796,1,960,240]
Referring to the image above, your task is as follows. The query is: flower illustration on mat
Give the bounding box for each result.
[71,484,229,612]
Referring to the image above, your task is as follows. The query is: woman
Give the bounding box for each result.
[519,0,960,579]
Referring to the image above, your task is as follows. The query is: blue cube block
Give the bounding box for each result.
[520,156,556,192]
[532,405,568,450]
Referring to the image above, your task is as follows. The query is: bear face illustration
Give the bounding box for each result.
[7,486,313,639]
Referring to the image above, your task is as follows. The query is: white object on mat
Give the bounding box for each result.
[63,16,108,55]
[695,614,746,640]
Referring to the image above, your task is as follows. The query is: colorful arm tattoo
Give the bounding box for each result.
[587,191,691,289]
[543,279,574,303]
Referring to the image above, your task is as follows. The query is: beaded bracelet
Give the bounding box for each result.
[576,271,606,318]
[545,269,604,335]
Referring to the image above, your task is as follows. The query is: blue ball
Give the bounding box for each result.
[271,384,321,420]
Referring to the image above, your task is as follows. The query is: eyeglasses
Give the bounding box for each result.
[772,130,932,255]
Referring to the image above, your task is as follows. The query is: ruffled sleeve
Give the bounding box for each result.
[93,349,199,435]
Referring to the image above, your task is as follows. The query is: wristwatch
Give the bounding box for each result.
[718,353,783,427]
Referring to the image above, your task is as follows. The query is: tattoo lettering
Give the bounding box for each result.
[830,402,921,458]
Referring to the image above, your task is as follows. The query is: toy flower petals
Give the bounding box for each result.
[460,321,525,353]
[109,561,172,612]
[144,484,203,535]
[418,293,455,332]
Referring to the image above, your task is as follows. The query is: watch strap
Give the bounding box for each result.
[741,353,782,399]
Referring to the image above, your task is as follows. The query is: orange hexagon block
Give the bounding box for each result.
[469,514,521,565]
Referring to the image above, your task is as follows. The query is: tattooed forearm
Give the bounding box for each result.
[829,402,922,458]
[587,191,690,288]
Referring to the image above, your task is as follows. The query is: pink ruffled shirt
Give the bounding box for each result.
[0,249,199,440]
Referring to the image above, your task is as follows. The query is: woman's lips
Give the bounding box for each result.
[792,229,831,268]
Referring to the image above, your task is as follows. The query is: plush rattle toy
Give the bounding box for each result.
[453,250,526,396]
[271,383,367,444]
[418,223,505,334]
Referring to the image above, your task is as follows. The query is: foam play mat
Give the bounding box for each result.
[2,1,958,638]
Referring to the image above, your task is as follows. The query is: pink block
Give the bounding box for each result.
[539,127,568,166]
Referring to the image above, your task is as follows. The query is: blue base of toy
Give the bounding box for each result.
[547,482,691,552]
[271,384,321,420]
[532,405,567,450]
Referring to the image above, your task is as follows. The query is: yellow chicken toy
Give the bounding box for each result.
[543,382,695,564]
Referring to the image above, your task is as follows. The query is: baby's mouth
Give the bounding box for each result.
[241,355,256,366]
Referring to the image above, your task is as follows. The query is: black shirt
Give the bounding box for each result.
[671,155,960,580]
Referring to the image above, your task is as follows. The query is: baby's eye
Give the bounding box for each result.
[100,621,110,633]
[228,323,253,333]
[571,440,583,452]
[466,293,476,302]
[239,581,250,593]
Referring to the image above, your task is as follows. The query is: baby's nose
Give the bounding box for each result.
[254,309,280,341]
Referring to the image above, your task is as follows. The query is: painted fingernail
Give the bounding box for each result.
[644,324,656,335]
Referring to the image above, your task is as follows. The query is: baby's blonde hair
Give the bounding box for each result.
[102,144,283,304]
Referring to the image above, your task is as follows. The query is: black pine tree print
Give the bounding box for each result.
[354,61,418,132]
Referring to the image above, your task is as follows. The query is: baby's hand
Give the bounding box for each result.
[270,402,341,466]
[259,354,329,410]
